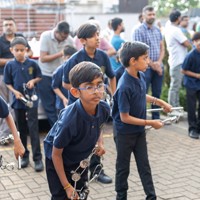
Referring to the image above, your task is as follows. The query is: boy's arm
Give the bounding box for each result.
[181,69,200,79]
[109,77,116,96]
[26,77,42,89]
[53,88,68,107]
[5,113,25,159]
[6,84,23,99]
[52,147,79,199]
[146,94,172,112]
[96,131,105,156]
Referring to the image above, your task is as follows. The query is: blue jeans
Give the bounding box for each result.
[145,68,164,119]
[38,75,58,127]
[168,65,183,107]
[114,132,156,200]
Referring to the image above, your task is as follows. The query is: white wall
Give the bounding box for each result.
[65,13,139,41]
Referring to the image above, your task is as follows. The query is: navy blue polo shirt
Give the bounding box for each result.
[63,48,115,104]
[112,70,146,134]
[4,58,42,109]
[182,48,200,90]
[44,99,110,168]
[0,33,31,75]
[0,96,9,118]
[52,64,68,110]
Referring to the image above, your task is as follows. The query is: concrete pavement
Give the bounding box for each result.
[1,114,200,200]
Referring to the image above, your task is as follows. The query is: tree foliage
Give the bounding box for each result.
[149,0,200,16]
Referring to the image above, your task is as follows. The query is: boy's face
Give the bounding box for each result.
[81,32,100,49]
[133,54,149,71]
[10,44,28,62]
[72,77,105,108]
[193,39,200,51]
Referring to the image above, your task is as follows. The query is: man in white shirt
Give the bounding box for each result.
[165,10,191,112]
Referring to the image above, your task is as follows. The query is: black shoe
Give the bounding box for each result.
[96,172,112,184]
[34,160,44,172]
[21,157,29,168]
[189,130,199,139]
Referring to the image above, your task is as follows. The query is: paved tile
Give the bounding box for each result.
[1,114,200,199]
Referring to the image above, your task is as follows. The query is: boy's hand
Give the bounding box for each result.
[162,102,172,113]
[14,139,25,159]
[95,145,105,156]
[26,80,35,89]
[151,120,164,129]
[65,186,79,200]
[14,91,23,99]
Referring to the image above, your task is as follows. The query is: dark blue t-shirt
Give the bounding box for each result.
[182,48,200,90]
[0,33,31,75]
[44,99,110,168]
[63,48,115,104]
[112,70,146,134]
[0,96,9,118]
[4,58,42,109]
[52,64,68,110]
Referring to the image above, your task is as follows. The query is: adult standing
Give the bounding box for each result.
[0,17,32,139]
[132,5,165,119]
[38,21,74,127]
[165,10,191,111]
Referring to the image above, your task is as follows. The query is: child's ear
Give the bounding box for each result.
[80,38,86,45]
[70,87,80,98]
[130,57,135,65]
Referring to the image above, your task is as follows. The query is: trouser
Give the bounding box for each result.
[168,65,183,107]
[89,154,104,176]
[14,108,42,161]
[145,67,164,119]
[38,75,58,127]
[114,132,156,200]
[0,75,14,138]
[186,88,200,132]
[46,157,88,200]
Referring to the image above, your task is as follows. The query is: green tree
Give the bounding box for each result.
[149,0,200,16]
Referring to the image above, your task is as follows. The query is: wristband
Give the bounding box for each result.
[64,183,71,190]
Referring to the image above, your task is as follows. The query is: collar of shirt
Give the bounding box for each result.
[76,99,100,122]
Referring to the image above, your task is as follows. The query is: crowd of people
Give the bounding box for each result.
[0,4,200,200]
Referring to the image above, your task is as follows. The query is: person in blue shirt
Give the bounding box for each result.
[0,96,25,158]
[63,22,116,184]
[181,32,200,139]
[4,37,44,172]
[112,41,172,200]
[110,17,125,71]
[52,45,77,114]
[44,61,110,200]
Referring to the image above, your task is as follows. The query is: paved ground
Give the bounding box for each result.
[1,113,200,200]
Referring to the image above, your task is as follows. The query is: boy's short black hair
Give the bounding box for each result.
[169,10,181,22]
[10,36,27,47]
[69,61,103,88]
[111,18,123,31]
[63,45,77,57]
[55,21,70,34]
[192,32,200,41]
[119,41,149,68]
[77,23,98,39]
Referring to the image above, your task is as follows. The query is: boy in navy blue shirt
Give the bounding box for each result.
[0,96,25,158]
[181,32,200,139]
[63,22,115,184]
[44,61,110,200]
[112,42,172,200]
[52,45,77,113]
[4,37,44,172]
